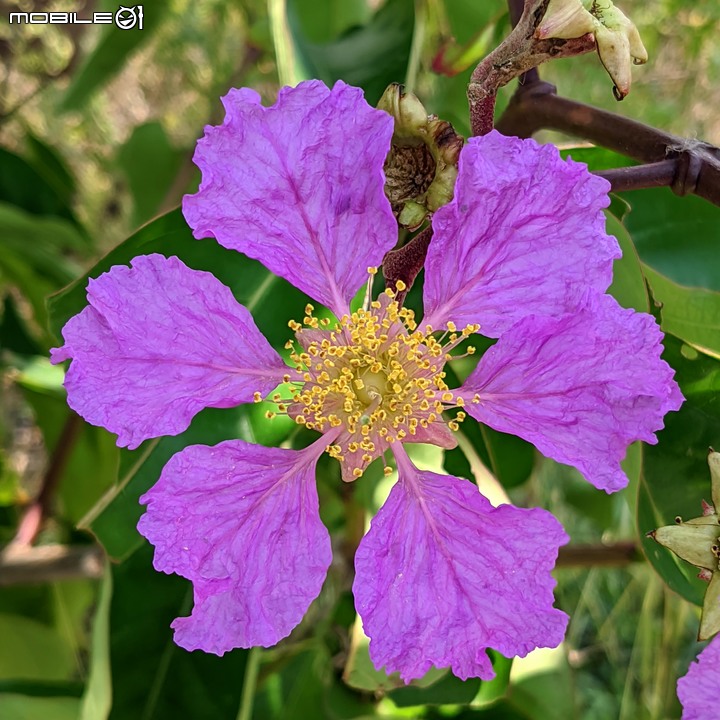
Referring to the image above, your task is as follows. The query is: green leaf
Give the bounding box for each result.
[117,123,184,227]
[107,544,248,720]
[0,148,79,225]
[287,0,415,104]
[24,134,77,207]
[0,695,80,720]
[0,614,77,682]
[289,0,371,43]
[47,208,308,350]
[79,406,250,562]
[50,208,310,559]
[506,647,573,720]
[0,203,85,343]
[389,672,482,707]
[79,569,112,720]
[606,212,649,313]
[639,336,720,606]
[643,265,720,359]
[254,647,332,720]
[343,621,446,693]
[621,188,720,291]
[561,145,634,172]
[62,2,172,111]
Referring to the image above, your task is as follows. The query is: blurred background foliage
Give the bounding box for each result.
[0,0,719,718]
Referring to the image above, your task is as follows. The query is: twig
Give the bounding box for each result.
[496,80,720,205]
[13,413,83,546]
[0,544,104,585]
[556,541,641,568]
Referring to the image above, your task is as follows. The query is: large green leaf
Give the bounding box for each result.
[621,188,720,291]
[643,265,720,359]
[254,647,333,720]
[639,337,720,605]
[107,545,248,720]
[51,208,310,559]
[80,406,256,561]
[389,672,482,707]
[48,208,308,349]
[287,0,415,104]
[117,123,185,228]
[289,0,371,43]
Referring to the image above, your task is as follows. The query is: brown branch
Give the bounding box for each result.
[556,541,641,568]
[467,0,595,135]
[0,544,104,585]
[13,413,83,546]
[596,160,677,193]
[496,80,720,206]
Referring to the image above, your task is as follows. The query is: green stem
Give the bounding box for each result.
[236,647,262,720]
[404,0,427,93]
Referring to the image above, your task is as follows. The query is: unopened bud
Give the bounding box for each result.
[537,0,647,99]
[650,451,720,642]
[650,523,719,571]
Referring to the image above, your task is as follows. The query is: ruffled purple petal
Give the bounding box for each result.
[50,254,286,449]
[183,80,397,317]
[461,293,683,492]
[137,439,331,653]
[423,131,620,336]
[353,445,568,682]
[677,636,720,720]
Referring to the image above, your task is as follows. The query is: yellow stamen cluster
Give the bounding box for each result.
[281,285,478,468]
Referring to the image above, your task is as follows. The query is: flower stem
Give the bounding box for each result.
[236,647,262,720]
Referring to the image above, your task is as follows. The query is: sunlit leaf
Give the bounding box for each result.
[643,265,720,359]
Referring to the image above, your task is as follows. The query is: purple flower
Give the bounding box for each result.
[51,80,682,681]
[677,636,720,719]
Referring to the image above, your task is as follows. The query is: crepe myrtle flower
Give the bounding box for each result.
[51,81,682,682]
[677,635,720,720]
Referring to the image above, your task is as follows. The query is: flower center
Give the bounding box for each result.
[273,279,478,473]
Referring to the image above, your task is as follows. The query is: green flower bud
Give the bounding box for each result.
[377,84,464,230]
[650,451,720,642]
[650,523,719,571]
